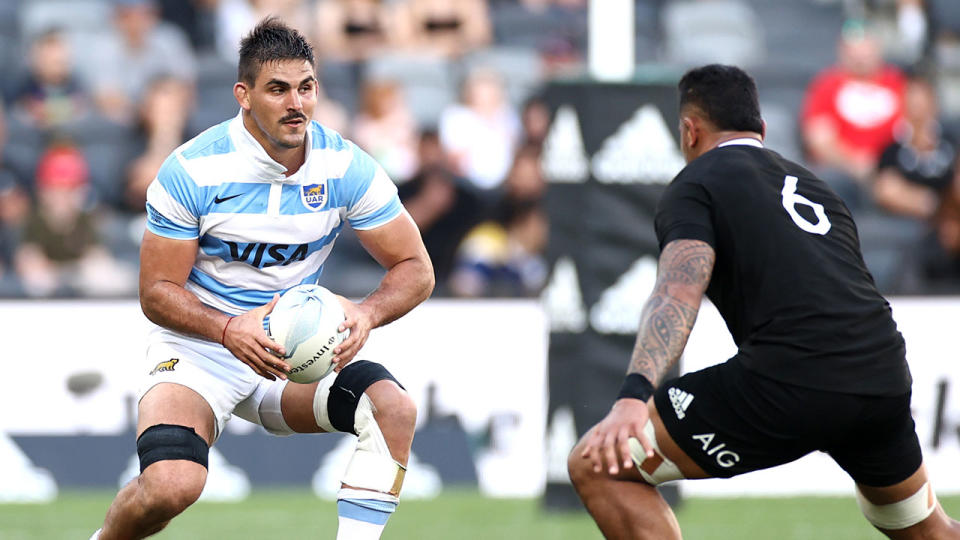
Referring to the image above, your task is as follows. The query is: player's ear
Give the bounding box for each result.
[681,116,698,149]
[760,119,767,140]
[234,82,252,111]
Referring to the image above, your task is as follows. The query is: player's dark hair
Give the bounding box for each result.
[678,64,763,134]
[238,17,315,85]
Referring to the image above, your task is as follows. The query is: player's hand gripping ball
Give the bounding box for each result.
[266,284,349,384]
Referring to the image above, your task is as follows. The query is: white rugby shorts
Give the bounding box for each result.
[139,325,287,440]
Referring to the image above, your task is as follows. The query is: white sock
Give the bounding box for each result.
[89,529,102,540]
[336,498,397,540]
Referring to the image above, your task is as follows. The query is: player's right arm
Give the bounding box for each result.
[139,232,290,380]
[580,239,715,475]
[141,154,288,380]
[582,171,717,475]
[627,239,714,384]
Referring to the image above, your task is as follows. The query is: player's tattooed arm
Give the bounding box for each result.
[628,239,715,385]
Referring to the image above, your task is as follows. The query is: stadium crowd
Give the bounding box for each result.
[0,0,958,299]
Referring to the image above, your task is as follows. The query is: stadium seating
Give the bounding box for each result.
[661,0,765,68]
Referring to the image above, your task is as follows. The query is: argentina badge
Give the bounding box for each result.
[300,182,328,211]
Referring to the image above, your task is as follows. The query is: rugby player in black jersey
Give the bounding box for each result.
[568,64,960,539]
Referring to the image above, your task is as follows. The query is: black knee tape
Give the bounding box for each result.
[328,360,403,435]
[137,424,209,473]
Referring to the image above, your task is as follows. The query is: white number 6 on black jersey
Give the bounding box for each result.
[781,175,831,235]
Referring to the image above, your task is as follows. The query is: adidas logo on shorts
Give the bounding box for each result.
[668,387,694,419]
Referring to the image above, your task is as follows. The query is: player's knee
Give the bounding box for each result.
[138,469,205,521]
[314,361,410,498]
[135,424,209,520]
[566,437,594,488]
[370,381,417,438]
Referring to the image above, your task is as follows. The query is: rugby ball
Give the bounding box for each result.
[266,284,349,384]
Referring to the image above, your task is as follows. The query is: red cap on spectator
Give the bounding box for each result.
[36,146,89,189]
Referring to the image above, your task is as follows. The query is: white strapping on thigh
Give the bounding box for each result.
[311,374,338,433]
[233,379,293,436]
[628,420,684,486]
[856,481,938,530]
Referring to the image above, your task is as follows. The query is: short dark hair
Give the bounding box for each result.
[238,17,315,85]
[678,64,763,134]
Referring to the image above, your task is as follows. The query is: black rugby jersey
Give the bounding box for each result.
[655,139,911,396]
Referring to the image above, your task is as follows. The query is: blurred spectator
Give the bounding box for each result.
[353,80,420,182]
[894,0,930,63]
[124,76,193,211]
[14,144,135,297]
[10,29,90,131]
[920,187,960,291]
[874,75,954,220]
[801,20,905,210]
[395,0,491,58]
[399,131,484,287]
[0,171,29,294]
[314,0,397,63]
[449,198,548,298]
[853,0,930,64]
[520,96,551,148]
[439,67,521,191]
[216,0,313,62]
[312,82,351,136]
[82,0,197,123]
[501,143,546,201]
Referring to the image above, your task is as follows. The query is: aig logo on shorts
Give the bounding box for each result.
[149,358,179,375]
[692,433,740,468]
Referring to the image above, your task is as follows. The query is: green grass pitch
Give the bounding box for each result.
[1,490,958,539]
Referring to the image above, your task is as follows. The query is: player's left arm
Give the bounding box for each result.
[581,238,715,475]
[331,211,435,370]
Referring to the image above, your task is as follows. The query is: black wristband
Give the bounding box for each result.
[617,373,655,402]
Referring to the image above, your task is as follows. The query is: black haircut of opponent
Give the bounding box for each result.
[238,17,315,85]
[678,64,763,134]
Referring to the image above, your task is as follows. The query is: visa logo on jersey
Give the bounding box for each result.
[224,241,309,268]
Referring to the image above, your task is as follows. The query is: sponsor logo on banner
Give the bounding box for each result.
[541,257,587,333]
[591,105,686,184]
[301,183,328,210]
[541,105,589,183]
[589,256,658,334]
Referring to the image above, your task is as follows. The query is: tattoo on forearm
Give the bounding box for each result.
[628,239,715,384]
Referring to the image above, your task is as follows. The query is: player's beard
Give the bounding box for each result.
[274,112,308,149]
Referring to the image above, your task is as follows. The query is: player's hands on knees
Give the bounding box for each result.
[332,295,374,372]
[222,294,290,381]
[581,398,654,476]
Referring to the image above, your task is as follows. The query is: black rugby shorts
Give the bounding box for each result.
[653,357,922,487]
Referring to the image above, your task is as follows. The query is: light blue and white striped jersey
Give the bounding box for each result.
[145,112,403,315]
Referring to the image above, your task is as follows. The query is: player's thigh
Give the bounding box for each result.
[138,382,216,444]
[279,380,326,433]
[645,399,710,480]
[278,360,410,434]
[651,358,817,480]
[829,390,923,491]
